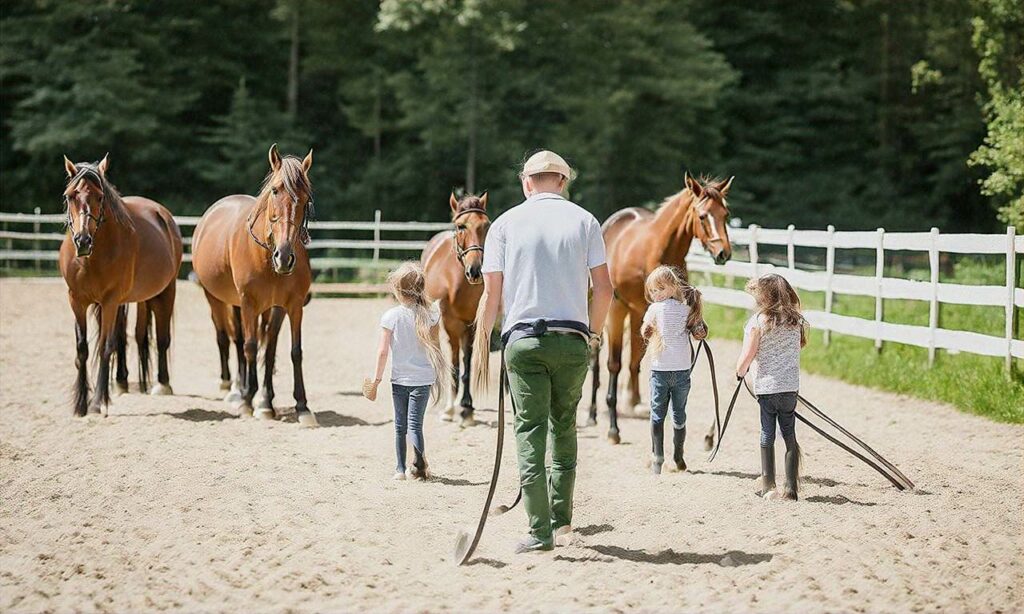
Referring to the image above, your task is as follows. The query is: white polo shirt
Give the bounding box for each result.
[481,192,607,335]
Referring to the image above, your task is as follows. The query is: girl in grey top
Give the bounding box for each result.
[736,274,808,501]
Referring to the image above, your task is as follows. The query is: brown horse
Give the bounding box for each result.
[192,144,317,425]
[422,192,489,426]
[59,154,183,416]
[591,173,733,444]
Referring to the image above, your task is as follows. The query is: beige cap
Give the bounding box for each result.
[522,150,571,179]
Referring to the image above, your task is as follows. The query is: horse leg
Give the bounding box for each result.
[88,301,118,416]
[113,305,129,395]
[238,302,260,418]
[628,308,648,417]
[286,304,317,427]
[587,343,601,426]
[459,322,475,427]
[227,305,245,408]
[135,301,152,393]
[70,297,89,417]
[256,307,286,419]
[604,299,627,444]
[148,280,175,396]
[440,316,461,423]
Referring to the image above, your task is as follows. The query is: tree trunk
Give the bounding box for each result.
[465,49,478,194]
[287,1,300,119]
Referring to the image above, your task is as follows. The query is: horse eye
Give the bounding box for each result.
[457,224,467,231]
[271,188,278,196]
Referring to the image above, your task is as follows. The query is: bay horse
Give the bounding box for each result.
[591,173,734,444]
[59,154,183,416]
[192,144,317,425]
[422,192,489,427]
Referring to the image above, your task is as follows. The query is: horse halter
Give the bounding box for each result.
[248,190,314,253]
[451,207,488,263]
[64,167,107,234]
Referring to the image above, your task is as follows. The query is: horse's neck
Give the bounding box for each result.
[650,192,696,269]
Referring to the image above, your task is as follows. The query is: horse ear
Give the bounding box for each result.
[449,192,459,212]
[63,155,77,178]
[717,176,734,196]
[268,143,282,172]
[685,172,702,197]
[302,148,313,174]
[97,153,110,176]
[479,191,488,210]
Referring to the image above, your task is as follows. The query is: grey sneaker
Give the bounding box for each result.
[514,535,553,554]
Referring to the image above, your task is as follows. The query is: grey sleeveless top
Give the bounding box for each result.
[744,314,801,395]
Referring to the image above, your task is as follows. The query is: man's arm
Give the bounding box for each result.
[589,264,612,335]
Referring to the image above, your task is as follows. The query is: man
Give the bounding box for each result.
[476,150,613,553]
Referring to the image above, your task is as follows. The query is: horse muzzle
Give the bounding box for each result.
[73,234,93,257]
[465,264,483,285]
[273,250,297,276]
[714,251,731,266]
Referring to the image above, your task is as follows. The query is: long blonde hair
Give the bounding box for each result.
[745,274,808,346]
[387,262,449,402]
[643,265,703,356]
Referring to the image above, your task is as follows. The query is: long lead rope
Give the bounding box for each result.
[454,347,507,566]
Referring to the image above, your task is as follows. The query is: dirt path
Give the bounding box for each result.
[1,279,1021,612]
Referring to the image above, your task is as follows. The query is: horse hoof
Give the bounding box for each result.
[150,383,173,396]
[238,403,254,418]
[219,380,232,391]
[114,381,129,396]
[440,406,455,423]
[585,416,597,427]
[704,435,714,451]
[87,403,103,416]
[631,403,650,418]
[460,415,477,428]
[224,389,243,405]
[607,430,621,445]
[254,408,275,421]
[297,411,319,428]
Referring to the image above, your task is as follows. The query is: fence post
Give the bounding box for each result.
[928,227,940,367]
[787,224,795,270]
[33,207,41,273]
[823,225,836,346]
[875,227,885,353]
[373,209,382,264]
[749,224,759,280]
[1006,226,1016,377]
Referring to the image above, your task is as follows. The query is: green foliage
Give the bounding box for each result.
[968,0,1024,230]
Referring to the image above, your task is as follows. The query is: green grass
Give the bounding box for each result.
[700,261,1024,423]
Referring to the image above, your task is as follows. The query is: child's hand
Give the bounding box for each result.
[362,377,380,402]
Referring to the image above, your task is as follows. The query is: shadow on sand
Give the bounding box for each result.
[313,411,389,428]
[805,494,876,506]
[689,469,845,488]
[557,546,773,567]
[166,408,237,422]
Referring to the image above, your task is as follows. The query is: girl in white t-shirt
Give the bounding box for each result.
[640,265,707,475]
[364,263,447,480]
[735,274,808,500]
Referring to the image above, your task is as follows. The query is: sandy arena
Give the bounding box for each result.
[1,278,1021,612]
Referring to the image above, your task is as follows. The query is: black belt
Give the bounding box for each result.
[500,319,591,348]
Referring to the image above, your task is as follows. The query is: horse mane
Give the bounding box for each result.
[255,155,315,244]
[655,174,728,212]
[64,162,134,229]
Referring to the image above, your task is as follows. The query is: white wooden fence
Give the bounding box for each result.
[1,210,1021,371]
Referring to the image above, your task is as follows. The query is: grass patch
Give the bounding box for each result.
[703,302,1024,424]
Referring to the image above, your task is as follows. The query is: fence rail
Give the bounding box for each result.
[1,210,1021,371]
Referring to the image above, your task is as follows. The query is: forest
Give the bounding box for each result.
[1,0,1021,232]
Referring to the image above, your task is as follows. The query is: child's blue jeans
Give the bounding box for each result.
[392,383,430,473]
[650,370,691,430]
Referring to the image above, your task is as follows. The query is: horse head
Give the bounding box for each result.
[62,153,117,258]
[685,173,733,265]
[450,191,489,285]
[261,143,314,276]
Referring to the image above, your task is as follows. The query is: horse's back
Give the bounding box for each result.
[422,231,455,298]
[192,195,256,306]
[122,197,183,299]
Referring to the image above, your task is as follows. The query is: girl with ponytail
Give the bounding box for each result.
[365,262,449,480]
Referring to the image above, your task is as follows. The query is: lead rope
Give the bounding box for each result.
[454,346,507,566]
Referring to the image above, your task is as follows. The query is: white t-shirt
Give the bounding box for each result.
[380,303,441,386]
[744,314,801,395]
[642,298,692,372]
[481,193,606,334]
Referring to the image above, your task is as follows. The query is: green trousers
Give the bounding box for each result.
[505,333,590,545]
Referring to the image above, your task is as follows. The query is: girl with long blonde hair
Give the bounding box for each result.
[364,262,448,480]
[640,265,707,474]
[735,273,808,500]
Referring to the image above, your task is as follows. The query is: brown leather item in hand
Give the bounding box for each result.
[362,378,380,402]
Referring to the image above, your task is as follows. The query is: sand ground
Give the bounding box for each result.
[1,278,1021,613]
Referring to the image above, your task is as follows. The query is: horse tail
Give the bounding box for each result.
[136,301,153,393]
